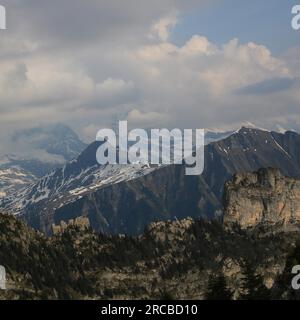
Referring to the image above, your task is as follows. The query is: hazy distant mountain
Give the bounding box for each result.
[205,130,234,144]
[0,124,87,197]
[10,123,87,166]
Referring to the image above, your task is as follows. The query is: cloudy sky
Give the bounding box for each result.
[0,0,300,149]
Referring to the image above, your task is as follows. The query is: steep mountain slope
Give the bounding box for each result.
[3,127,300,235]
[0,141,158,234]
[203,127,300,200]
[0,167,36,198]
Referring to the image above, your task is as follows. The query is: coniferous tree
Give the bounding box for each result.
[205,273,233,300]
[240,261,270,300]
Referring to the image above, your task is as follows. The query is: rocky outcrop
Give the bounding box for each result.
[52,216,90,235]
[224,168,300,229]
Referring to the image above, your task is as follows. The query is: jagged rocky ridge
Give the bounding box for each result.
[2,127,300,235]
[0,211,299,300]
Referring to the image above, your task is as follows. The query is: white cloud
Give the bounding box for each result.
[150,10,178,42]
[0,0,299,149]
[127,109,169,127]
[130,36,292,128]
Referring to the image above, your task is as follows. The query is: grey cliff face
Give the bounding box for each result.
[224,168,300,229]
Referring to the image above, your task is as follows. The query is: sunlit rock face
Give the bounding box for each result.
[224,168,300,229]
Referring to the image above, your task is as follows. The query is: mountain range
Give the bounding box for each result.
[2,126,300,235]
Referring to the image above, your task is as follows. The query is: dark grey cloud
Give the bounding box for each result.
[1,0,207,50]
[236,77,295,96]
